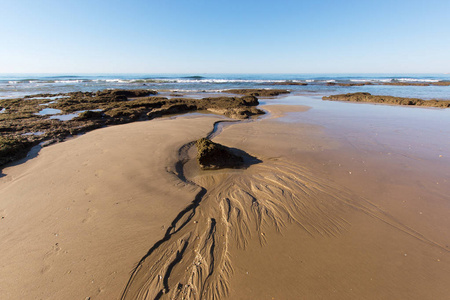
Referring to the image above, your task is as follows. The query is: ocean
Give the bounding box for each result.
[1,73,449,100]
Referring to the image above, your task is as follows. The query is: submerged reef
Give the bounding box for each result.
[0,89,267,168]
[382,81,450,86]
[323,92,450,107]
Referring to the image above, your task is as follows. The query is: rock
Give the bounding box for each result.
[383,82,430,86]
[0,136,33,166]
[95,89,157,98]
[75,110,103,120]
[432,81,450,86]
[381,81,450,86]
[0,89,267,168]
[335,82,372,86]
[322,92,450,108]
[196,138,244,170]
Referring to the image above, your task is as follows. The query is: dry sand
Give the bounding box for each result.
[1,103,449,299]
[0,114,222,299]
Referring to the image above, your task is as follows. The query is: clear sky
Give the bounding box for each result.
[0,0,449,73]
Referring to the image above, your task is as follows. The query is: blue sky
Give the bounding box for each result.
[0,0,449,73]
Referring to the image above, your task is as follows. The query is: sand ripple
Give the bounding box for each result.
[120,156,448,300]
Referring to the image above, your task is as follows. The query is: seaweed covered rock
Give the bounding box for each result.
[95,89,157,98]
[0,89,267,167]
[75,110,104,120]
[323,92,450,108]
[432,81,450,86]
[196,138,244,170]
[337,82,372,86]
[382,81,450,86]
[0,136,33,166]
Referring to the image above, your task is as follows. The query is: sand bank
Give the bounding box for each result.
[1,101,449,299]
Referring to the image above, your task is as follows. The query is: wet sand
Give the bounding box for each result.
[1,98,450,299]
[213,104,450,299]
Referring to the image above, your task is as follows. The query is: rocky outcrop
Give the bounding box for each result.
[323,92,450,108]
[0,90,266,168]
[431,81,450,86]
[196,138,244,170]
[74,110,104,121]
[382,81,450,86]
[95,89,158,97]
[0,136,33,166]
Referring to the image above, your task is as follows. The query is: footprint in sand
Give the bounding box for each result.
[84,186,95,196]
[94,169,104,178]
[41,242,62,274]
[82,208,97,224]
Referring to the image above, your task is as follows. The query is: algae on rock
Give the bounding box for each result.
[196,138,244,170]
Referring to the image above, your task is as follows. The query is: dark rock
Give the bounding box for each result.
[75,110,104,120]
[0,89,268,168]
[382,81,450,86]
[95,89,157,98]
[432,81,450,86]
[323,92,450,108]
[196,138,244,170]
[382,82,430,86]
[147,104,198,119]
[0,136,33,166]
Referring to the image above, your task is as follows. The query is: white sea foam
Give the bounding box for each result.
[349,79,390,83]
[168,89,225,93]
[31,96,69,100]
[146,79,290,84]
[350,79,378,82]
[349,78,438,83]
[1,74,450,101]
[396,78,439,83]
[54,80,85,84]
[104,79,130,83]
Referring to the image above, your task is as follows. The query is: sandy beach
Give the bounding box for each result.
[1,98,449,299]
[0,114,222,299]
[2,0,450,298]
